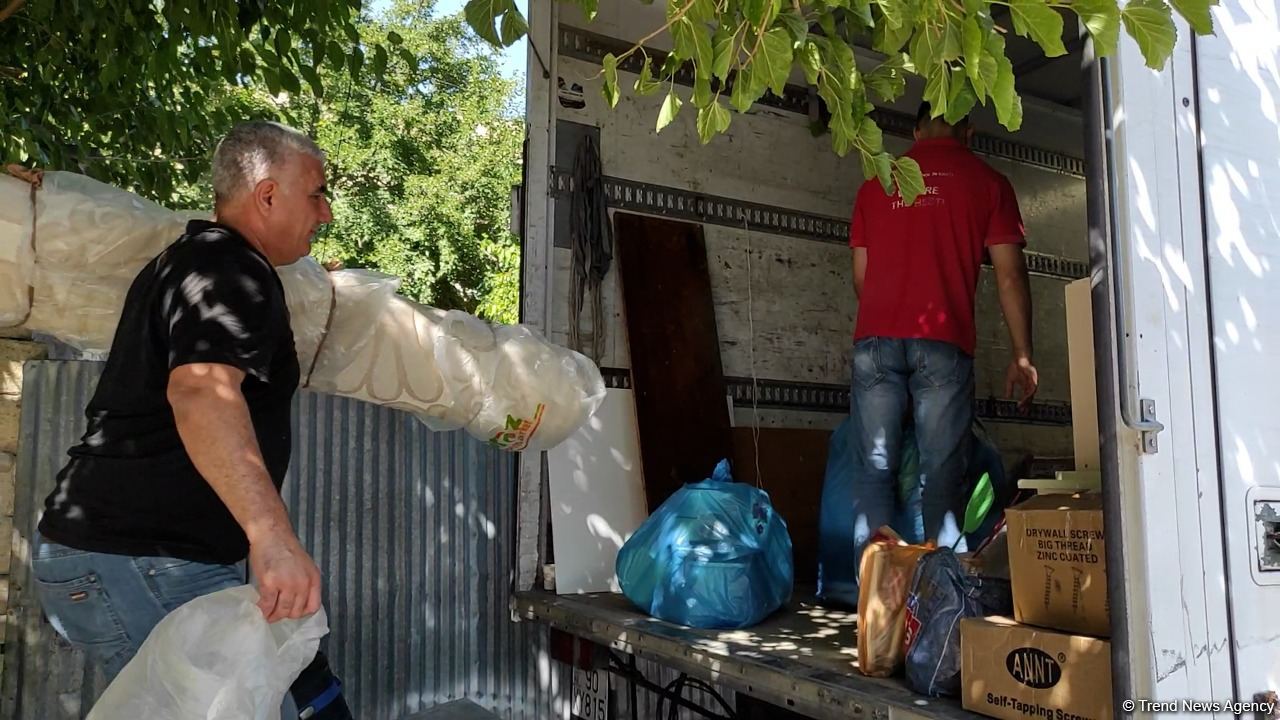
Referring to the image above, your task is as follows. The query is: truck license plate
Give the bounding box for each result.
[571,666,609,720]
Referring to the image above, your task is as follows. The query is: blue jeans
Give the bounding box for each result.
[31,533,299,718]
[849,337,974,580]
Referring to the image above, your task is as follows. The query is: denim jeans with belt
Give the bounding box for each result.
[31,533,300,719]
[849,337,975,585]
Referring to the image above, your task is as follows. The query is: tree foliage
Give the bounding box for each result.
[1,0,392,202]
[465,0,1215,202]
[304,3,524,323]
[2,0,523,323]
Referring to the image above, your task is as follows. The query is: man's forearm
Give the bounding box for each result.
[996,262,1034,360]
[170,386,291,543]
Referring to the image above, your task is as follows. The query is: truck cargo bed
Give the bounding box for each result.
[513,589,984,720]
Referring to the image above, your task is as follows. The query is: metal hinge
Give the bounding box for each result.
[1137,399,1163,454]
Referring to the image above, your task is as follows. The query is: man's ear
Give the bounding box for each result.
[965,124,976,144]
[252,178,277,213]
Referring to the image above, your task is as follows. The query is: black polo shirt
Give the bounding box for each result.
[38,220,300,565]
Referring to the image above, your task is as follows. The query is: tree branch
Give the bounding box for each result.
[0,0,26,23]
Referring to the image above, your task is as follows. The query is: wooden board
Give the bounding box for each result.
[614,213,734,510]
[731,428,833,584]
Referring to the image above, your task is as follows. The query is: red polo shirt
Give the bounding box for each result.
[850,137,1025,355]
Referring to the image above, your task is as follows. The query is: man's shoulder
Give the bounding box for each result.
[162,224,275,278]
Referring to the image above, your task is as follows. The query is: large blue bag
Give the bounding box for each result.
[615,459,794,629]
[817,417,1009,608]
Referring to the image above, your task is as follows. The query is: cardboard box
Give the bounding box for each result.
[1005,493,1109,637]
[961,617,1112,720]
[1065,278,1100,472]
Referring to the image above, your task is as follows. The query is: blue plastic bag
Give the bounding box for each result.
[902,548,1013,697]
[817,417,1009,608]
[615,459,794,629]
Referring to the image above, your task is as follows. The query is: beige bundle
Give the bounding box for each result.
[857,528,935,677]
[0,171,604,452]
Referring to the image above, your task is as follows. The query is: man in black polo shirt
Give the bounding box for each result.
[32,121,336,715]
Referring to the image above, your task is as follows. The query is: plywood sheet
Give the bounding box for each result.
[615,213,734,509]
[547,389,649,594]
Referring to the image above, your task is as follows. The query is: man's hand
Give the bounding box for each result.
[1005,356,1039,410]
[249,529,323,622]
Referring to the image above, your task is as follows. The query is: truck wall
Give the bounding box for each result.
[544,8,1090,471]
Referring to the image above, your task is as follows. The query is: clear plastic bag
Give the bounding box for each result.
[87,585,328,720]
[856,527,933,677]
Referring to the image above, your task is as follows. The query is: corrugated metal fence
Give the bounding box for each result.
[1,361,572,720]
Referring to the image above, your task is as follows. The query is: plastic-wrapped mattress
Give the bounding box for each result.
[0,171,604,451]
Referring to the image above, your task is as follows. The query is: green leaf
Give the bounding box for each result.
[387,31,404,45]
[1169,0,1215,34]
[281,68,301,94]
[850,0,876,27]
[694,74,713,107]
[657,89,683,132]
[865,54,908,102]
[373,44,389,79]
[696,100,732,142]
[328,40,346,67]
[1122,0,1178,69]
[1072,0,1122,55]
[879,0,908,27]
[239,48,257,76]
[893,156,927,205]
[573,0,600,21]
[781,8,809,42]
[300,64,324,98]
[399,47,417,66]
[829,102,858,156]
[500,9,529,46]
[873,18,914,54]
[602,52,621,108]
[744,0,770,25]
[758,27,794,95]
[1009,0,1068,56]
[732,66,757,111]
[818,10,837,36]
[945,68,978,122]
[963,17,984,80]
[942,18,964,61]
[799,40,822,85]
[464,0,507,46]
[923,64,951,118]
[276,29,293,57]
[964,0,984,14]
[672,17,696,59]
[713,27,737,80]
[634,56,663,95]
[688,0,718,23]
[962,472,995,535]
[856,115,884,153]
[910,23,943,72]
[873,152,895,193]
[263,67,282,95]
[988,33,1023,130]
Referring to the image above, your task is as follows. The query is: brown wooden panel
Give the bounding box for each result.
[614,213,733,511]
[731,428,832,585]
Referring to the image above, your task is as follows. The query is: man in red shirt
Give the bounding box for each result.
[847,103,1037,576]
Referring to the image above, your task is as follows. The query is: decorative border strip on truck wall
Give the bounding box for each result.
[557,25,1086,179]
[600,367,1073,426]
[550,168,1089,281]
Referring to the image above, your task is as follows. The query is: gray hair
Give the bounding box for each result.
[211,121,325,203]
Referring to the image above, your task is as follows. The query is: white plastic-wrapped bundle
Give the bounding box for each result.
[306,297,606,451]
[1,170,605,450]
[0,175,35,326]
[278,256,401,379]
[23,172,204,351]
